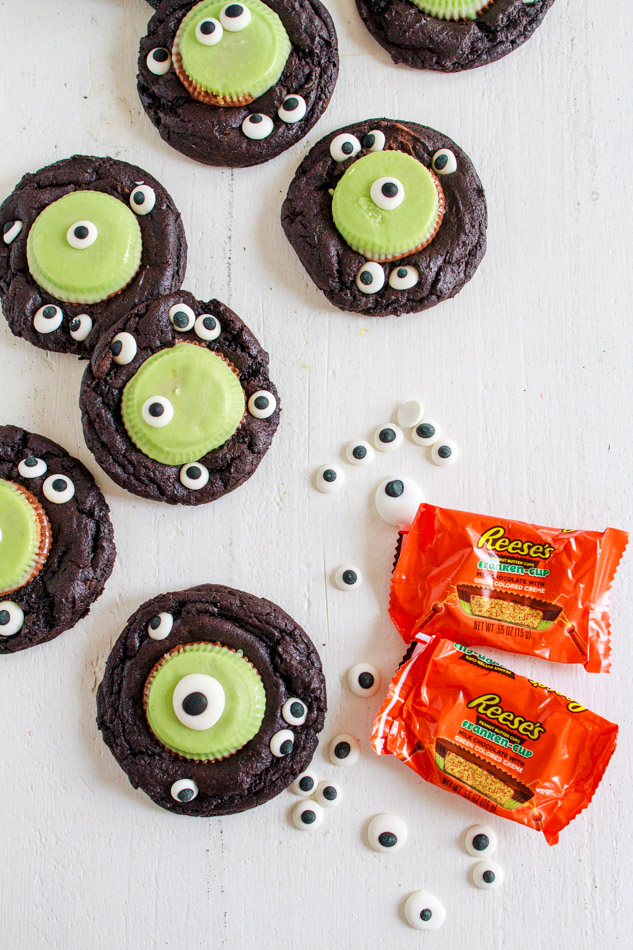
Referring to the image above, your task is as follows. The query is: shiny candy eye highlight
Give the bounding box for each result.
[346,662,380,697]
[194,313,221,341]
[282,698,307,726]
[69,314,92,342]
[334,565,362,591]
[242,114,274,140]
[33,304,63,334]
[147,47,171,75]
[270,729,294,757]
[0,601,25,636]
[345,440,374,466]
[404,891,446,931]
[142,396,174,428]
[220,3,252,31]
[370,177,405,211]
[472,860,504,890]
[179,463,209,490]
[172,673,226,730]
[248,390,276,419]
[464,825,497,857]
[278,95,307,123]
[315,781,341,807]
[389,265,419,290]
[196,17,223,44]
[412,419,441,446]
[110,331,137,365]
[373,424,403,452]
[291,771,318,796]
[375,476,424,527]
[17,456,47,479]
[355,262,385,294]
[129,184,156,216]
[168,302,195,331]
[362,130,385,152]
[171,778,198,803]
[147,612,173,640]
[328,733,360,766]
[315,464,344,494]
[432,148,457,176]
[330,133,361,163]
[431,438,459,467]
[66,220,98,250]
[292,799,324,830]
[367,813,408,853]
[42,474,75,504]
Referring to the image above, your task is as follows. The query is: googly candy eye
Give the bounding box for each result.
[346,662,380,698]
[69,314,92,342]
[242,113,274,140]
[147,47,172,75]
[66,220,98,249]
[168,302,195,332]
[33,304,63,334]
[330,133,361,163]
[367,813,408,853]
[355,261,384,294]
[315,781,341,807]
[278,94,307,124]
[220,3,251,31]
[315,464,344,494]
[129,184,156,216]
[431,438,459,467]
[411,419,441,447]
[171,778,198,803]
[362,130,385,152]
[248,391,277,419]
[194,313,221,342]
[344,440,374,466]
[291,770,318,796]
[334,565,362,591]
[375,476,424,527]
[2,220,22,244]
[196,17,223,45]
[472,860,504,890]
[389,265,419,291]
[142,396,174,428]
[17,456,47,479]
[396,400,424,429]
[373,424,403,452]
[292,799,324,830]
[432,148,457,176]
[42,474,75,504]
[328,733,360,767]
[370,177,405,211]
[110,332,137,365]
[0,601,25,637]
[172,673,226,731]
[270,729,294,757]
[180,463,210,490]
[404,891,446,931]
[282,698,307,726]
[464,825,497,858]
[147,611,173,640]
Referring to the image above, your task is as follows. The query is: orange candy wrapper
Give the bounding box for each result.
[371,635,618,844]
[390,505,628,672]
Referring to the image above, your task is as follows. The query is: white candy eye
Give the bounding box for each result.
[110,331,137,365]
[147,611,173,640]
[411,419,440,446]
[396,399,424,428]
[375,476,424,527]
[2,220,22,244]
[180,463,209,490]
[315,464,344,494]
[278,94,307,123]
[334,565,362,591]
[315,781,341,807]
[292,799,324,830]
[291,771,318,796]
[356,262,385,294]
[33,304,63,334]
[270,729,294,757]
[362,130,385,152]
[431,439,459,467]
[370,177,404,211]
[147,47,171,75]
[432,148,457,176]
[171,778,198,803]
[242,114,273,140]
[69,314,92,341]
[330,133,361,163]
[328,733,360,767]
[220,3,251,31]
[129,185,156,216]
[248,390,276,419]
[464,825,497,858]
[196,17,223,44]
[472,860,504,890]
[389,265,419,290]
[142,396,174,428]
[169,302,195,331]
[344,440,374,466]
[346,662,380,697]
[42,474,75,504]
[194,313,221,341]
[17,455,47,479]
[367,813,408,853]
[373,424,403,452]
[282,698,307,726]
[0,601,25,637]
[172,673,225,731]
[66,220,97,249]
[404,891,446,931]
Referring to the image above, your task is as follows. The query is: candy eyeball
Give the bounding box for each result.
[346,662,380,698]
[194,313,221,342]
[389,265,419,290]
[370,177,405,211]
[168,302,195,332]
[179,463,210,490]
[373,424,403,452]
[315,464,344,494]
[171,778,198,803]
[315,781,341,808]
[172,673,225,730]
[110,331,137,365]
[431,438,459,467]
[69,314,92,342]
[129,184,156,216]
[33,304,63,334]
[464,825,497,858]
[147,611,173,640]
[220,3,251,31]
[2,220,22,244]
[367,813,408,853]
[291,771,318,796]
[362,130,385,152]
[278,95,307,124]
[432,148,457,176]
[411,419,441,447]
[404,891,446,931]
[396,400,424,429]
[196,17,223,45]
[328,733,360,767]
[334,565,362,591]
[374,476,424,527]
[355,261,384,294]
[344,440,374,466]
[147,47,171,75]
[270,729,294,758]
[242,114,273,140]
[42,474,75,504]
[142,396,174,428]
[292,799,324,830]
[472,860,504,890]
[282,698,308,726]
[66,220,98,250]
[330,133,361,163]
[248,391,276,419]
[17,456,47,479]
[0,601,25,637]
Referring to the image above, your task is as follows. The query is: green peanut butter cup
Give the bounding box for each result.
[409,0,490,19]
[0,479,49,594]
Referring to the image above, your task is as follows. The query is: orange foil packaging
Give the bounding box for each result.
[371,636,618,844]
[390,505,628,672]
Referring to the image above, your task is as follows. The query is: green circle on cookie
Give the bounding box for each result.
[409,0,487,19]
[121,343,246,465]
[176,0,291,102]
[0,480,43,594]
[145,643,267,759]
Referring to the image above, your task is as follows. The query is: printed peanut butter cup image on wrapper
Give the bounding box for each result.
[282,119,487,317]
[390,504,628,672]
[137,0,339,167]
[371,636,618,844]
[97,585,326,815]
[355,0,557,73]
[0,425,115,654]
[0,156,187,357]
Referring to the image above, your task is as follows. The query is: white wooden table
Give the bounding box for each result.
[1,1,632,948]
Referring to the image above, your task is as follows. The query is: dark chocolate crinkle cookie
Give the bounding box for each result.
[355,0,556,72]
[97,584,327,815]
[0,155,187,357]
[137,0,339,167]
[282,118,487,317]
[0,425,116,654]
[80,291,280,505]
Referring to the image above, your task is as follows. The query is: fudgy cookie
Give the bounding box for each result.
[137,0,339,167]
[80,291,280,505]
[355,0,556,72]
[0,425,116,654]
[0,156,187,357]
[282,118,487,317]
[97,585,327,815]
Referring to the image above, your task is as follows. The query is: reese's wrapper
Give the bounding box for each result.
[371,635,618,844]
[390,504,628,673]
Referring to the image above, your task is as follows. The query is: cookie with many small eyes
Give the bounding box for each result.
[0,155,187,357]
[0,425,115,654]
[137,0,338,167]
[79,291,280,505]
[355,0,557,73]
[97,584,327,815]
[282,118,487,317]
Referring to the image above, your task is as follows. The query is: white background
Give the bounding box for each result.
[0,1,631,948]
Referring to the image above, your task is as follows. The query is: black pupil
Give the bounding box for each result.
[2,221,14,235]
[254,395,269,410]
[416,423,435,439]
[182,691,208,716]
[381,182,398,198]
[363,133,375,148]
[186,466,201,479]
[342,570,357,585]
[352,445,366,459]
[323,469,336,482]
[42,306,57,318]
[24,455,37,467]
[473,833,489,851]
[250,114,263,124]
[420,909,432,922]
[301,810,316,825]
[153,48,169,61]
[280,739,293,755]
[149,616,161,629]
[226,3,243,15]
[378,832,397,848]
[438,445,452,458]
[178,788,195,802]
[149,402,164,417]
[379,428,395,443]
[299,776,314,792]
[397,268,407,278]
[358,672,374,689]
[323,786,336,801]
[203,316,216,329]
[133,191,145,205]
[111,340,122,356]
[74,225,89,240]
[70,318,81,330]
[0,610,10,624]
[435,153,448,170]
[290,702,304,719]
[483,870,495,884]
[173,312,189,327]
[284,97,298,111]
[359,270,373,285]
[334,741,350,759]
[52,478,66,492]
[200,20,216,33]
[385,480,404,497]
[341,141,353,155]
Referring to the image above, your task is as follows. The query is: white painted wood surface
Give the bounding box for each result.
[1,1,632,947]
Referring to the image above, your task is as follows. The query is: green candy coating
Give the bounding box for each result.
[27,191,142,305]
[0,479,42,594]
[121,343,245,465]
[409,0,487,19]
[145,642,267,760]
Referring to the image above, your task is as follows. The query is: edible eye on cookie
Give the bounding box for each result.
[355,262,385,295]
[147,611,174,640]
[330,133,362,163]
[432,148,457,175]
[110,332,138,365]
[194,313,221,341]
[242,114,274,140]
[69,314,93,342]
[196,17,223,44]
[171,778,199,803]
[362,130,385,152]
[169,302,196,331]
[278,95,307,124]
[42,474,75,505]
[129,184,157,216]
[17,456,47,479]
[0,601,25,637]
[282,698,308,726]
[33,305,63,334]
[147,48,172,75]
[180,463,210,490]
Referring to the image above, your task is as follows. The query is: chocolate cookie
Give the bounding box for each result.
[355,0,556,72]
[137,0,339,167]
[80,291,280,505]
[282,118,487,317]
[0,156,187,357]
[0,425,116,654]
[97,585,327,815]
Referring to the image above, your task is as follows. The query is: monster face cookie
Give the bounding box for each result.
[0,425,116,654]
[138,0,338,167]
[97,585,327,815]
[0,156,187,357]
[355,0,557,72]
[80,291,280,504]
[282,118,487,317]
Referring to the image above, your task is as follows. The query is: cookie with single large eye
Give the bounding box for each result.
[137,0,339,167]
[97,584,327,816]
[0,155,187,357]
[0,425,115,654]
[79,291,280,505]
[282,118,486,317]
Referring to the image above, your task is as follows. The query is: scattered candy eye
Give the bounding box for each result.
[179,463,210,490]
[147,611,173,640]
[291,770,318,796]
[367,813,408,853]
[168,302,195,331]
[431,438,459,467]
[396,399,425,429]
[292,799,324,830]
[220,2,251,31]
[362,130,385,152]
[282,698,308,726]
[142,396,174,428]
[194,313,221,342]
[17,456,47,479]
[42,474,75,504]
[172,673,226,731]
[403,890,446,931]
[389,265,419,291]
[2,220,22,244]
[315,781,341,807]
[110,331,137,365]
[374,476,424,527]
[315,464,344,494]
[373,424,403,452]
[0,601,25,637]
[328,733,360,767]
[330,133,361,163]
[472,860,504,890]
[334,565,362,591]
[66,220,98,250]
[196,17,223,45]
[278,94,307,123]
[432,148,457,176]
[344,440,374,466]
[370,177,405,211]
[464,824,497,858]
[242,113,274,140]
[170,778,198,803]
[270,728,295,757]
[69,313,92,341]
[355,261,384,294]
[346,662,380,698]
[147,47,172,75]
[129,184,156,216]
[33,304,63,334]
[248,390,277,419]
[411,418,441,446]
